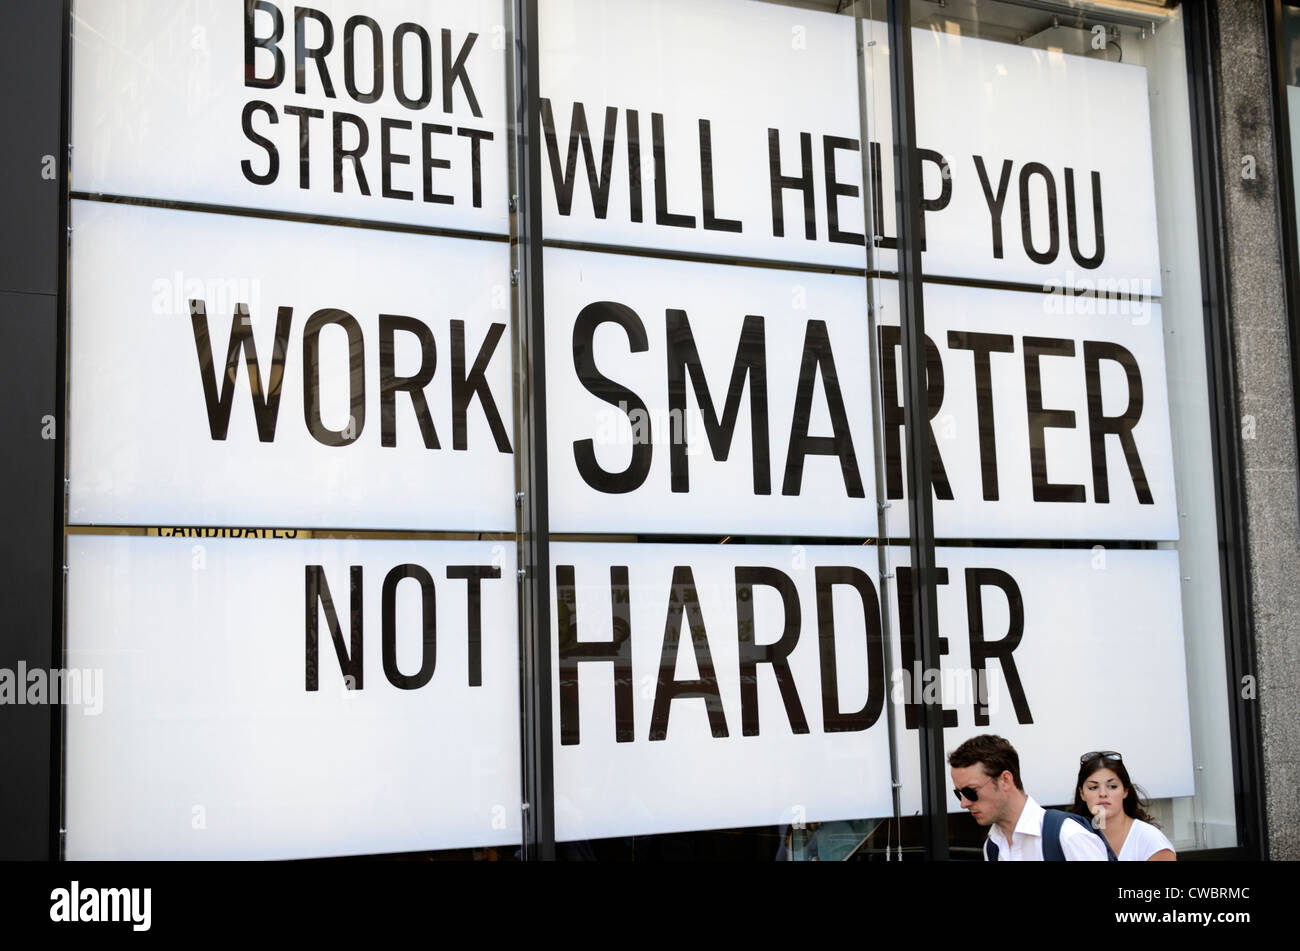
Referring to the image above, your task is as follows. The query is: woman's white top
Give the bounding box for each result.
[1117,818,1176,861]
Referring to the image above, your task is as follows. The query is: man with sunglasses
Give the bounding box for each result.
[949,734,1108,861]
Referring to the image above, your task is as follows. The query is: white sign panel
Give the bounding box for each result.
[540,0,1161,292]
[540,0,867,267]
[65,535,521,859]
[886,284,1179,540]
[909,30,1162,293]
[551,542,894,842]
[544,247,1176,539]
[545,247,877,536]
[72,0,508,233]
[906,545,1195,812]
[550,542,1192,842]
[69,200,515,530]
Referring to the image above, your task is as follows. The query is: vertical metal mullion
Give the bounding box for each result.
[507,0,556,861]
[853,6,903,857]
[886,0,949,860]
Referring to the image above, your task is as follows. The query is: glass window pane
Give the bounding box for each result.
[63,0,524,860]
[539,0,923,859]
[901,0,1237,857]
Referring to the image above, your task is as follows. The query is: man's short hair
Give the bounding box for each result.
[948,734,1023,791]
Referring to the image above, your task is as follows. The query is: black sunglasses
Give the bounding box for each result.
[1080,750,1122,764]
[951,775,995,804]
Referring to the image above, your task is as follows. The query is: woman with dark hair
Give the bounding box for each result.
[1072,751,1176,861]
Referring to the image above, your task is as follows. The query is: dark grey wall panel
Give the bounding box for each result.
[0,291,58,860]
[0,0,63,860]
[0,1,63,296]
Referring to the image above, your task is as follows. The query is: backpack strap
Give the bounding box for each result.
[1042,809,1067,861]
[1043,809,1119,861]
[984,836,999,861]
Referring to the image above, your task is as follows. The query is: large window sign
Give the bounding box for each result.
[907,0,1237,854]
[66,0,522,860]
[905,28,1161,292]
[537,0,1225,859]
[545,249,876,536]
[550,542,1192,841]
[72,0,509,233]
[68,200,514,531]
[540,0,1160,293]
[65,536,521,860]
[884,285,1177,540]
[543,248,1176,539]
[539,0,864,267]
[57,0,1244,861]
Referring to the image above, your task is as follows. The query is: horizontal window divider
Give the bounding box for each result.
[64,525,1168,549]
[0,287,58,299]
[69,192,511,245]
[541,238,871,277]
[64,524,515,542]
[540,239,1164,301]
[547,532,877,546]
[546,532,1166,550]
[993,0,1178,31]
[919,270,1165,302]
[931,537,1164,550]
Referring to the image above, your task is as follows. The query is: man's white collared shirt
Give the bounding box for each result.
[983,796,1108,861]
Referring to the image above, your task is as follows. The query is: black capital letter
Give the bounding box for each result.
[974,156,1012,259]
[381,564,436,690]
[447,566,500,687]
[769,129,816,239]
[572,302,653,493]
[878,326,952,500]
[343,15,383,102]
[665,310,769,494]
[823,135,864,246]
[1024,336,1084,502]
[241,101,280,185]
[966,568,1032,726]
[294,7,335,97]
[557,564,635,745]
[305,565,363,690]
[784,320,864,497]
[442,30,482,117]
[244,0,285,89]
[303,308,366,447]
[649,566,728,741]
[815,566,885,733]
[1083,341,1151,504]
[1065,169,1105,269]
[189,300,291,443]
[700,119,742,233]
[947,331,1015,501]
[653,113,696,229]
[896,567,956,730]
[378,314,438,449]
[1019,162,1060,265]
[540,99,618,218]
[451,321,511,453]
[736,566,807,736]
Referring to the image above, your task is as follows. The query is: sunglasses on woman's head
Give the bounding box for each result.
[1080,750,1122,764]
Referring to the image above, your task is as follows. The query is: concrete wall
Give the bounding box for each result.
[1214,0,1300,860]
